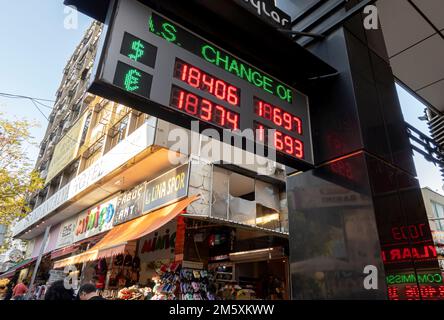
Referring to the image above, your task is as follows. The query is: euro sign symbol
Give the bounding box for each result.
[128,40,144,61]
[124,69,141,92]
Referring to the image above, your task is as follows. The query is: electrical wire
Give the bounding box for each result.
[0,92,56,103]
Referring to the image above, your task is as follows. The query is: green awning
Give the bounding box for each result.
[0,258,36,279]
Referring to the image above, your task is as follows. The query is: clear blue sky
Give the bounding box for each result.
[0,1,92,161]
[0,2,442,195]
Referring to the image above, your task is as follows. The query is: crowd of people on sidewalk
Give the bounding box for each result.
[0,278,106,301]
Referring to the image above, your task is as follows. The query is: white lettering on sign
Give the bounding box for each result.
[240,0,290,28]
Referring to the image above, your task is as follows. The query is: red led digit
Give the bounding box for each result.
[294,139,303,159]
[284,135,293,154]
[187,67,201,88]
[215,105,226,127]
[274,131,284,151]
[226,111,239,130]
[388,287,399,300]
[257,124,265,142]
[283,112,292,131]
[200,99,212,121]
[185,93,198,115]
[180,63,188,82]
[263,103,272,120]
[227,86,239,106]
[201,73,214,94]
[273,108,283,126]
[256,100,264,117]
[214,80,226,101]
[177,90,186,110]
[294,116,302,135]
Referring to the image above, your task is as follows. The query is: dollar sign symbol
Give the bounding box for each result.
[128,40,144,61]
[124,69,141,92]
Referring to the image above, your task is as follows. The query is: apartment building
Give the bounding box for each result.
[31,21,102,210]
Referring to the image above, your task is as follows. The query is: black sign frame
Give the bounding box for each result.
[88,0,315,171]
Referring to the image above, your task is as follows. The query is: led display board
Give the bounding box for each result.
[89,0,313,167]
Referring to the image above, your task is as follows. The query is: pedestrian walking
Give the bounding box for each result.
[12,280,28,300]
[44,280,75,300]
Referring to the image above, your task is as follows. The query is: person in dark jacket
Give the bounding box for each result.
[44,280,74,300]
[4,281,14,300]
[78,283,106,300]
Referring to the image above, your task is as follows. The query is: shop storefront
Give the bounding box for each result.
[41,161,291,300]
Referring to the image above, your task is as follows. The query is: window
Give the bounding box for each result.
[79,112,92,146]
[132,112,148,132]
[432,201,444,219]
[228,172,256,225]
[70,102,82,122]
[60,159,79,188]
[108,115,129,150]
[430,201,444,232]
[211,167,284,232]
[82,136,104,171]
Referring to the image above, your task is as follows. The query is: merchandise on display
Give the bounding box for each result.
[150,262,180,300]
[179,267,216,300]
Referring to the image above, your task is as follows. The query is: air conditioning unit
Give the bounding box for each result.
[228,247,285,263]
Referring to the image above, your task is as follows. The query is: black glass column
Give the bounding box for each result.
[287,12,441,299]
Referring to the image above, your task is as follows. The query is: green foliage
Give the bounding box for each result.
[0,112,44,227]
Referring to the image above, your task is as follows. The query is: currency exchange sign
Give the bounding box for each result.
[88,0,314,168]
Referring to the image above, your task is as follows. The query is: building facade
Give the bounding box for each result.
[426,109,444,181]
[422,187,444,271]
[4,0,443,301]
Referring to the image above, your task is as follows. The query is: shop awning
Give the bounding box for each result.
[50,245,80,260]
[0,258,37,279]
[53,195,198,268]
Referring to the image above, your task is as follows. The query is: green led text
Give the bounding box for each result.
[128,40,145,62]
[201,44,292,103]
[124,69,141,92]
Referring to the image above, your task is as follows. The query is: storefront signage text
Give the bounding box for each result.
[386,273,443,285]
[114,164,190,225]
[56,196,118,248]
[381,245,437,263]
[114,183,146,225]
[75,199,116,238]
[234,0,291,29]
[138,220,177,262]
[392,223,428,241]
[141,230,176,254]
[143,163,189,214]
